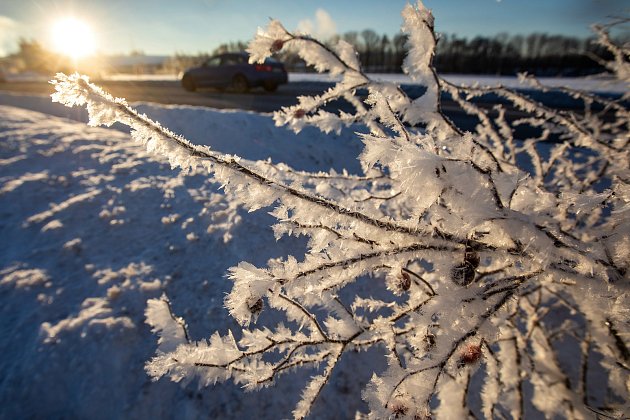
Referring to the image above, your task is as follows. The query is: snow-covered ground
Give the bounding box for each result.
[0,99,377,418]
[0,70,624,417]
[102,72,629,94]
[288,72,628,94]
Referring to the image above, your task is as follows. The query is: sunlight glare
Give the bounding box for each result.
[51,17,96,59]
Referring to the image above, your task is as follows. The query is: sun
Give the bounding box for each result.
[51,17,96,60]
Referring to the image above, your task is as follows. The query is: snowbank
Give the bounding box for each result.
[4,71,625,94]
[0,103,371,418]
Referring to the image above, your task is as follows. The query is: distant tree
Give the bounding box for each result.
[212,41,248,55]
[156,24,622,77]
[342,31,359,47]
[8,38,69,74]
[161,52,209,75]
[392,33,407,71]
[360,29,380,71]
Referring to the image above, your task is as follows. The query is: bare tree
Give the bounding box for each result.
[361,29,380,71]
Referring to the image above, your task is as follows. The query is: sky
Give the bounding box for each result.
[0,0,628,57]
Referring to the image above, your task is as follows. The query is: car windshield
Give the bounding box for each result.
[197,53,282,69]
[222,55,243,65]
[205,57,221,67]
[224,53,280,65]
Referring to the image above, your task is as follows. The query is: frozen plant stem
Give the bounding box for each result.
[51,1,628,418]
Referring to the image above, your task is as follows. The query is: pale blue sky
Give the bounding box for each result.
[0,0,627,56]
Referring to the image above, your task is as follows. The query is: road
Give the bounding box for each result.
[0,79,337,112]
[1,78,490,130]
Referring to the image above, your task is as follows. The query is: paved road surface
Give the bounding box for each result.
[0,79,489,130]
[0,79,339,112]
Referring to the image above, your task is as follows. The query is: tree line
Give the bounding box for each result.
[1,30,622,77]
[214,30,621,76]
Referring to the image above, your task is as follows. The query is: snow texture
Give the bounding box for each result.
[0,104,370,418]
[1,1,629,419]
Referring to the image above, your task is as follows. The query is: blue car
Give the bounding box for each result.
[181,52,288,93]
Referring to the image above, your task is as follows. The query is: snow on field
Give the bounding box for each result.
[288,72,628,94]
[0,102,375,418]
[4,71,627,93]
[103,72,629,94]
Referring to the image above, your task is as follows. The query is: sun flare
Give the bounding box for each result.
[51,17,96,59]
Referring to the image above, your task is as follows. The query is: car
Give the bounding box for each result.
[181,52,288,93]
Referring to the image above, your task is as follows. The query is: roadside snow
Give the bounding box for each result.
[289,72,628,93]
[101,72,629,93]
[3,71,625,93]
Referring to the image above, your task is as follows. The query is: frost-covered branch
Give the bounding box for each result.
[51,1,629,418]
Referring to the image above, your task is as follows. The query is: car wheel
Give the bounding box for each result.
[232,75,249,93]
[263,82,278,92]
[182,75,196,92]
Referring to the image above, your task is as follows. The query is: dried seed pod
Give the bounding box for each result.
[271,39,285,53]
[387,269,411,295]
[390,402,408,417]
[451,242,480,286]
[451,262,475,286]
[457,343,483,367]
[398,270,411,291]
[248,298,263,315]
